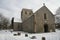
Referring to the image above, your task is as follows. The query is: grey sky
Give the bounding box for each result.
[0,0,60,22]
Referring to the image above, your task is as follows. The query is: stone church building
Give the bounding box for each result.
[13,4,55,33]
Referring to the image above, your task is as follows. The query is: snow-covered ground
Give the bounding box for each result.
[0,29,60,40]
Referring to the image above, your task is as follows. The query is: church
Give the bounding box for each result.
[13,4,55,33]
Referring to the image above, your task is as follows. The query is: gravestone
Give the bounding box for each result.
[17,32,21,35]
[42,37,45,40]
[25,34,28,37]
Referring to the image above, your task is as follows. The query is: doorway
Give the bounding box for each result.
[44,24,48,32]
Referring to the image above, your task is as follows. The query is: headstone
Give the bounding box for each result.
[42,37,45,40]
[14,34,17,36]
[25,34,28,37]
[30,36,36,39]
[17,32,21,35]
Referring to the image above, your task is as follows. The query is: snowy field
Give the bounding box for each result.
[0,29,60,40]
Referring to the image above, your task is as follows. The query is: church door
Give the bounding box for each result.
[44,24,48,32]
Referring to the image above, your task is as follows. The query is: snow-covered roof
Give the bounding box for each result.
[14,18,22,23]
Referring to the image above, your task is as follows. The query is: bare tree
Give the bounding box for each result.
[0,13,10,29]
[55,7,60,23]
[55,7,60,28]
[56,7,60,15]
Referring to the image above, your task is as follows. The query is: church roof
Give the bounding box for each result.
[22,8,33,12]
[34,4,54,16]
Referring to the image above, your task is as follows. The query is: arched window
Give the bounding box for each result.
[44,13,47,19]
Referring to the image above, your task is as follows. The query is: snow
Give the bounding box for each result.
[0,29,60,40]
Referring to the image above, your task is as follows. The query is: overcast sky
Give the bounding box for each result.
[0,0,60,22]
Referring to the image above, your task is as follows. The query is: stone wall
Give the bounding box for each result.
[22,15,34,33]
[34,6,55,33]
[13,22,22,31]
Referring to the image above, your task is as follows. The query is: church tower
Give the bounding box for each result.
[21,8,33,21]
